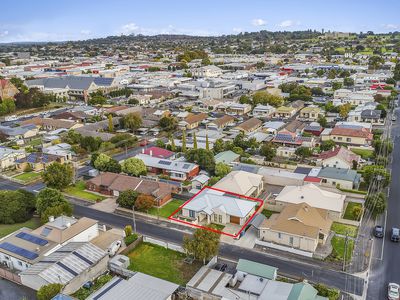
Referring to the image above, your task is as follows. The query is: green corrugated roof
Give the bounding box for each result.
[236,259,277,280]
[288,282,327,300]
[214,150,240,164]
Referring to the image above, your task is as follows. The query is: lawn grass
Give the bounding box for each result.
[13,172,41,182]
[331,222,358,238]
[29,138,43,146]
[0,218,41,238]
[127,242,201,285]
[350,148,374,159]
[64,181,106,202]
[343,202,363,221]
[148,199,185,218]
[262,209,279,218]
[206,223,225,231]
[330,236,354,262]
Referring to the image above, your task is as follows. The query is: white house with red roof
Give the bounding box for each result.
[142,146,175,159]
[317,146,361,169]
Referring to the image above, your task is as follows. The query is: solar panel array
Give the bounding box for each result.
[182,163,191,170]
[16,232,48,246]
[275,133,296,143]
[158,160,172,166]
[40,227,53,237]
[0,242,39,260]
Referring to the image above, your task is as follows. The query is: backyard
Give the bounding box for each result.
[148,199,185,218]
[350,148,374,160]
[127,242,201,285]
[0,218,41,238]
[13,172,42,183]
[343,202,363,221]
[64,181,107,202]
[331,222,358,238]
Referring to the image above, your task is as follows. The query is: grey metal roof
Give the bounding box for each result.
[26,76,115,90]
[317,167,360,182]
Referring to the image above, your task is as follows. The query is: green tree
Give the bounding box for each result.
[181,130,187,152]
[365,192,386,218]
[183,228,220,264]
[117,190,139,209]
[343,77,355,87]
[295,147,312,159]
[88,95,107,106]
[0,98,16,116]
[37,283,63,300]
[205,134,210,151]
[108,114,114,132]
[42,162,73,190]
[252,91,283,107]
[169,134,176,152]
[94,153,111,171]
[260,143,276,161]
[362,165,391,187]
[0,190,36,224]
[159,116,177,132]
[193,132,198,150]
[201,57,212,66]
[135,194,155,211]
[120,113,142,132]
[185,149,215,173]
[332,82,343,91]
[316,69,324,77]
[320,140,336,151]
[373,139,393,156]
[36,188,72,222]
[239,95,251,104]
[215,162,231,177]
[121,157,147,176]
[213,138,225,153]
[339,103,351,118]
[318,115,328,128]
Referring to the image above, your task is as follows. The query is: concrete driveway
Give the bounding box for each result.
[90,197,117,213]
[221,226,258,249]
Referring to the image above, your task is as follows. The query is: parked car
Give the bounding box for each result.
[140,139,149,147]
[107,240,122,256]
[374,225,384,238]
[388,283,400,300]
[392,116,397,122]
[391,228,400,242]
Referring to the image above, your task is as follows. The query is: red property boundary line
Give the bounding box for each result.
[168,186,264,238]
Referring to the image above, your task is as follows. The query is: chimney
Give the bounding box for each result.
[150,150,153,156]
[66,222,71,228]
[142,148,144,154]
[48,216,55,222]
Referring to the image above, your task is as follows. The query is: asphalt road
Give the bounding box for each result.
[73,204,364,295]
[367,99,400,300]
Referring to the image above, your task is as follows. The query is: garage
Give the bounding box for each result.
[230,216,240,224]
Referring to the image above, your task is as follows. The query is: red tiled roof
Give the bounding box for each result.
[304,176,322,183]
[331,127,373,139]
[318,146,360,163]
[143,146,175,159]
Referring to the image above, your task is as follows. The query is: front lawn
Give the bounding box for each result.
[262,209,279,218]
[13,172,41,183]
[330,236,354,262]
[64,181,106,202]
[343,202,363,221]
[128,242,201,285]
[207,223,225,231]
[0,218,41,238]
[148,199,184,218]
[331,222,358,238]
[350,148,374,159]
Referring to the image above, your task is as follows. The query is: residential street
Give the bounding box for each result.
[366,97,400,300]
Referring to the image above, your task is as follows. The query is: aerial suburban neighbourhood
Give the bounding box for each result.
[0,1,400,299]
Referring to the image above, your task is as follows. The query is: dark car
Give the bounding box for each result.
[374,225,384,238]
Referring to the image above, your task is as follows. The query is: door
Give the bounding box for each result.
[230,216,240,224]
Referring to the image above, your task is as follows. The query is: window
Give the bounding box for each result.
[289,237,294,245]
[219,215,222,223]
[4,256,9,260]
[278,233,282,239]
[214,214,218,222]
[338,137,342,141]
[346,138,351,142]
[189,210,195,218]
[322,179,327,183]
[18,261,22,266]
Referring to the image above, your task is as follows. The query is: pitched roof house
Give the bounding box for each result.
[317,146,361,169]
[213,170,264,197]
[235,118,262,133]
[0,79,19,99]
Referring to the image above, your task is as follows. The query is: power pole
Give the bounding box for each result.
[132,204,137,233]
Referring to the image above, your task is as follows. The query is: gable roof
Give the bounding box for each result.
[318,146,360,164]
[136,153,198,173]
[210,115,235,127]
[184,113,208,125]
[214,150,240,164]
[142,146,175,159]
[184,188,256,218]
[236,118,262,132]
[213,170,263,196]
[236,259,277,280]
[317,167,361,183]
[330,126,372,139]
[276,184,345,213]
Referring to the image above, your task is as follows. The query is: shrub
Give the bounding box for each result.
[37,283,62,300]
[124,233,138,246]
[124,225,133,237]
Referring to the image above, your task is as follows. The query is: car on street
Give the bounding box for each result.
[391,228,400,242]
[388,283,400,300]
[374,225,384,238]
[392,116,397,122]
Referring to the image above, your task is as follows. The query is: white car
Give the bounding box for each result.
[388,283,400,300]
[107,240,122,257]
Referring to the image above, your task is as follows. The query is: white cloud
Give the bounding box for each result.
[279,20,294,28]
[80,29,91,35]
[0,30,9,38]
[120,23,140,35]
[382,24,399,30]
[232,27,243,33]
[251,19,267,27]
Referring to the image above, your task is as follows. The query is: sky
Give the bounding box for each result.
[1,0,400,43]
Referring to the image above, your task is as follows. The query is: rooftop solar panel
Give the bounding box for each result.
[182,163,191,169]
[72,251,93,265]
[40,227,53,237]
[57,261,78,276]
[0,242,39,260]
[158,160,172,165]
[16,232,48,246]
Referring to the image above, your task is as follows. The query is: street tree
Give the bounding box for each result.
[365,192,386,218]
[116,190,139,209]
[362,165,391,187]
[183,228,220,264]
[36,188,73,222]
[134,194,155,211]
[42,162,73,190]
[0,190,36,224]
